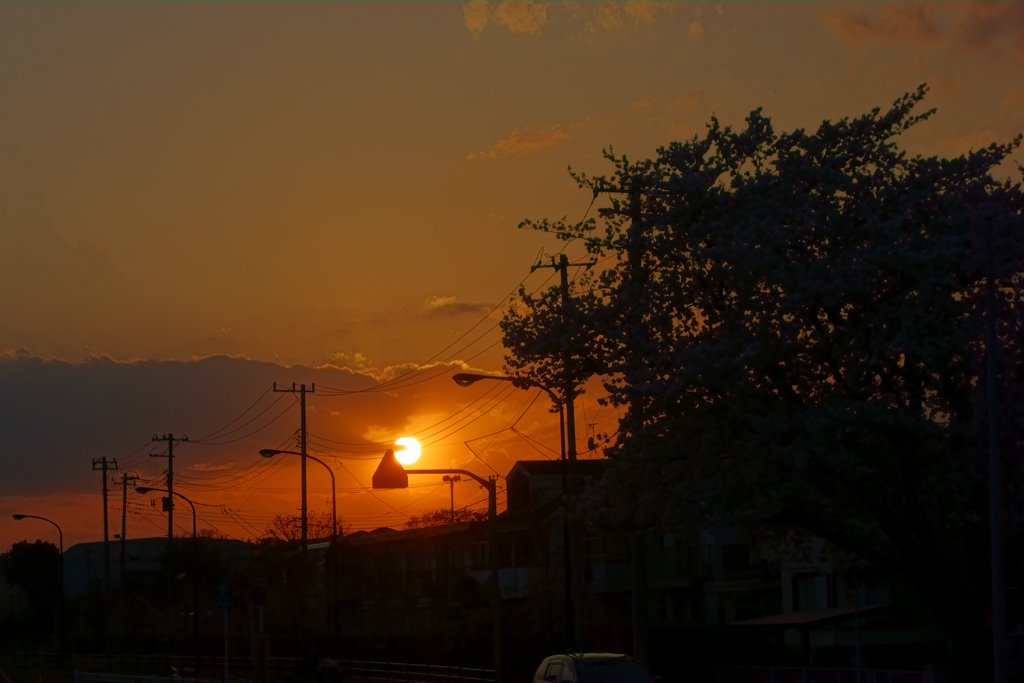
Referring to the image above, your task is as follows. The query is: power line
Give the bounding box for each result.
[192,386,274,442]
[175,431,298,483]
[190,392,289,444]
[511,427,557,459]
[190,396,294,446]
[88,242,603,542]
[305,381,508,449]
[315,266,562,397]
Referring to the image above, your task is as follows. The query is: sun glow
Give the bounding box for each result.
[394,437,421,465]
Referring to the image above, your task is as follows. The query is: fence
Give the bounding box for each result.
[713,666,931,683]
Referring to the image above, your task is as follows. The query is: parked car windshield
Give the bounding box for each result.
[574,658,653,682]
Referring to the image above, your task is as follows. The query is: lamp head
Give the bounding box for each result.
[12,514,25,520]
[259,449,280,458]
[371,449,409,489]
[136,487,152,494]
[453,373,488,387]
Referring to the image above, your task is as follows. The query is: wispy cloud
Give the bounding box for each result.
[933,129,1003,158]
[463,0,549,38]
[626,88,706,137]
[463,0,492,38]
[466,124,570,161]
[822,2,1024,61]
[822,4,940,45]
[957,1,1024,59]
[588,1,675,32]
[188,461,235,472]
[423,295,495,317]
[463,1,677,38]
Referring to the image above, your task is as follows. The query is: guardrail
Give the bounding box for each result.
[713,666,930,683]
[0,654,494,683]
[322,660,495,683]
[74,672,214,683]
[0,653,287,681]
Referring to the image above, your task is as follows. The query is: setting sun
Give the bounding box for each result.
[394,437,421,465]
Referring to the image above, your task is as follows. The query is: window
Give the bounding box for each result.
[544,661,564,681]
[722,544,749,572]
[508,474,530,512]
[584,536,606,559]
[471,541,489,569]
[793,572,830,611]
[574,658,652,682]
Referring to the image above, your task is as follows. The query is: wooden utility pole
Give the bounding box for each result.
[91,457,119,588]
[118,472,138,579]
[273,383,315,551]
[987,215,1007,683]
[531,252,594,650]
[151,434,188,544]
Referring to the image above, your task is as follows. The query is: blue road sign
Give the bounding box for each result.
[213,580,233,608]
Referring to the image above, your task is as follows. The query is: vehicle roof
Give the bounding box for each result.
[566,653,634,661]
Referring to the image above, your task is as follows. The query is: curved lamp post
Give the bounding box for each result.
[137,486,200,666]
[12,514,64,651]
[452,372,578,651]
[260,448,339,645]
[259,449,336,539]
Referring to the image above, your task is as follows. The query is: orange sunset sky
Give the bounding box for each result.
[2,1,1022,551]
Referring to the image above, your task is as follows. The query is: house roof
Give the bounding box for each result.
[730,603,891,627]
[343,521,477,547]
[64,536,247,556]
[506,459,606,479]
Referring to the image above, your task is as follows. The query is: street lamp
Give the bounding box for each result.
[453,372,568,491]
[372,448,502,679]
[259,449,337,539]
[136,486,200,667]
[12,514,64,651]
[452,372,579,651]
[260,448,340,646]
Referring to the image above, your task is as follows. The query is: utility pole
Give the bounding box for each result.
[91,457,119,588]
[150,433,187,658]
[560,254,587,651]
[119,472,138,579]
[117,471,137,653]
[532,252,594,650]
[558,253,579,465]
[987,215,1007,683]
[443,475,461,524]
[529,251,594,457]
[151,433,188,544]
[273,382,315,551]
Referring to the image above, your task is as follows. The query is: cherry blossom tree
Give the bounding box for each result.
[501,85,1024,678]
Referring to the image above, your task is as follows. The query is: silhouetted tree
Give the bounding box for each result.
[502,85,1024,679]
[197,527,228,539]
[0,540,60,603]
[405,507,488,529]
[263,508,340,541]
[0,540,60,640]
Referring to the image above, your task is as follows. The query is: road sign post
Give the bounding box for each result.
[213,581,233,683]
